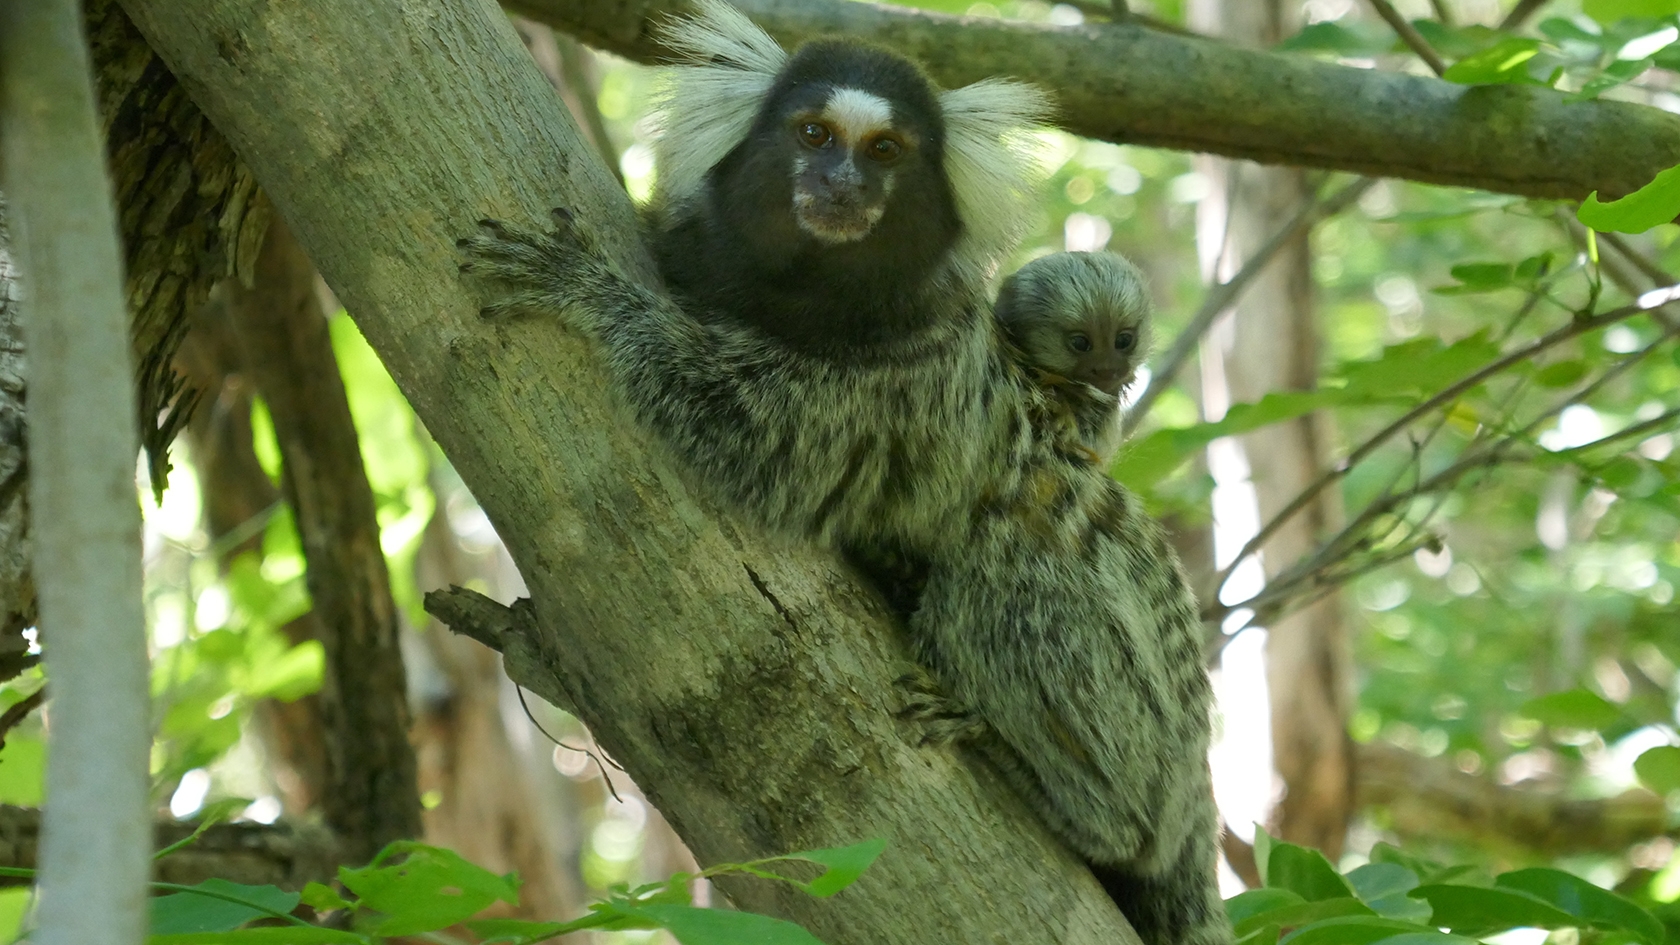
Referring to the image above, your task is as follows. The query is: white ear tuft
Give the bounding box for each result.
[940,78,1055,283]
[650,0,788,210]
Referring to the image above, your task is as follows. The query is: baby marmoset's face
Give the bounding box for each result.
[996,251,1154,396]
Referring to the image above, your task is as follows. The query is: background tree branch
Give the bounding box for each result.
[114,0,1143,940]
[509,0,1680,202]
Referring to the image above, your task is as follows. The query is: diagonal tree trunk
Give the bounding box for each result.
[112,2,1144,941]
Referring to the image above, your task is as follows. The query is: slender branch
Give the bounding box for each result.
[1499,0,1551,31]
[1602,231,1677,287]
[0,2,151,943]
[1125,177,1376,433]
[1367,0,1448,75]
[1211,290,1678,605]
[1428,0,1454,26]
[511,0,1680,202]
[1207,325,1679,634]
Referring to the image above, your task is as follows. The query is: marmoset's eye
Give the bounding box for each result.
[1069,334,1092,353]
[865,135,904,163]
[799,122,833,148]
[1116,330,1136,352]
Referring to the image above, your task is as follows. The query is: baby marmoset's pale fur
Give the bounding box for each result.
[461,4,1227,943]
[997,250,1154,465]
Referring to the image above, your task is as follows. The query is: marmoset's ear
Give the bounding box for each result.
[648,0,787,211]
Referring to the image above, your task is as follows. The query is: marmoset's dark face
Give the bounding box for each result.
[711,40,959,269]
[784,86,913,244]
[998,252,1154,396]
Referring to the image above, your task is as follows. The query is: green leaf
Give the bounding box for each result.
[1497,867,1665,943]
[149,930,363,945]
[467,918,573,943]
[1337,860,1431,914]
[1443,38,1544,85]
[150,880,301,934]
[1535,361,1589,388]
[1598,457,1647,491]
[1519,688,1625,730]
[299,882,352,913]
[0,735,45,807]
[1409,883,1579,935]
[339,841,520,936]
[1584,0,1680,23]
[1277,22,1388,55]
[752,838,886,897]
[1579,163,1680,234]
[1280,916,1437,945]
[1236,924,1281,945]
[632,903,827,945]
[244,639,325,702]
[1570,57,1654,101]
[1442,262,1515,292]
[1634,745,1680,794]
[1366,895,1434,922]
[1227,888,1307,926]
[1267,842,1356,902]
[1367,934,1480,945]
[1253,825,1275,886]
[1235,898,1374,937]
[1348,863,1421,903]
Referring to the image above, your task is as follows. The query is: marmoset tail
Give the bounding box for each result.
[996,250,1153,465]
[460,3,1227,942]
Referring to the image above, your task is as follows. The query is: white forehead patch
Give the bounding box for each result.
[822,88,893,142]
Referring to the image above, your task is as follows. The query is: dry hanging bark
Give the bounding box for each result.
[113,0,1144,940]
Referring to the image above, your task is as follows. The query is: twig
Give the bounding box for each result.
[1125,177,1376,433]
[1367,0,1448,75]
[1207,322,1679,636]
[1499,0,1551,31]
[0,688,42,750]
[1601,231,1677,287]
[1428,0,1454,26]
[1210,289,1677,605]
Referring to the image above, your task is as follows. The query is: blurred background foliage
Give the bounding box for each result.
[5,0,1679,942]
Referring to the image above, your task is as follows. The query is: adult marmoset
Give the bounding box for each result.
[460,4,1227,943]
[996,250,1154,465]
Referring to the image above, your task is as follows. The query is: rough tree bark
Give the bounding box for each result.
[1194,0,1355,860]
[114,1,1143,942]
[216,218,423,862]
[0,0,270,668]
[512,0,1680,202]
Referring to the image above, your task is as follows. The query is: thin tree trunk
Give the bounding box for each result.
[219,218,422,862]
[114,1,1144,940]
[0,2,151,942]
[177,281,332,818]
[1193,0,1355,861]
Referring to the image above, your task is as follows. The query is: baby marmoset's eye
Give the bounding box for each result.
[1068,333,1092,353]
[798,122,833,148]
[1116,330,1136,352]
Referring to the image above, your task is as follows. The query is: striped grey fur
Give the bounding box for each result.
[461,5,1228,942]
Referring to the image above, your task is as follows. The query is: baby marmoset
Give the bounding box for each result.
[996,250,1154,465]
[461,4,1227,943]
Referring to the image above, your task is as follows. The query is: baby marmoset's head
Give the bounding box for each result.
[996,250,1154,397]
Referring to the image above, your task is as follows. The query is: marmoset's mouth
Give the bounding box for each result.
[792,190,885,245]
